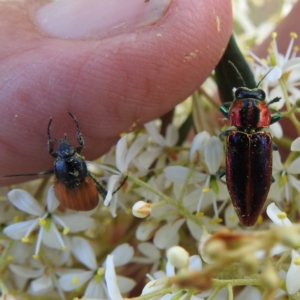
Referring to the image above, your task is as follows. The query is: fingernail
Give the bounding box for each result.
[36,0,172,39]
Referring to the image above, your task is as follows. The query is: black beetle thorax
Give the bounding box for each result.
[54,154,88,188]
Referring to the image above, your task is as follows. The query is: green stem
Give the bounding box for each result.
[130,286,183,300]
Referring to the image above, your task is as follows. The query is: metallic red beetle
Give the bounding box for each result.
[219,86,281,226]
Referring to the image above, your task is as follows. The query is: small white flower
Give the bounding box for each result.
[286,250,300,294]
[164,133,228,217]
[144,121,179,167]
[93,134,148,215]
[269,152,300,202]
[3,187,94,258]
[58,237,135,298]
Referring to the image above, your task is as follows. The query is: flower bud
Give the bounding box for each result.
[167,246,189,269]
[132,201,151,218]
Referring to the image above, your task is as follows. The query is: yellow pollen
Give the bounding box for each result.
[63,227,70,235]
[261,58,268,64]
[6,256,14,262]
[294,46,299,51]
[32,254,39,260]
[125,208,131,215]
[97,268,105,276]
[256,215,263,224]
[208,219,216,225]
[280,175,287,184]
[196,212,204,217]
[21,237,29,243]
[294,257,300,265]
[13,215,21,223]
[38,218,46,226]
[61,246,67,252]
[202,186,210,193]
[271,32,277,38]
[214,218,223,223]
[290,32,298,39]
[277,212,287,220]
[228,216,236,222]
[119,132,127,137]
[72,276,79,285]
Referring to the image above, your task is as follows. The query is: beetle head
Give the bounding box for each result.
[56,140,75,158]
[235,87,266,101]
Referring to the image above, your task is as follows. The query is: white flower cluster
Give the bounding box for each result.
[2,32,300,300]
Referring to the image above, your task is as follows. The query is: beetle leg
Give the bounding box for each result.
[272,142,278,151]
[47,117,58,158]
[268,97,281,106]
[68,112,85,154]
[270,111,282,125]
[3,169,54,178]
[89,174,107,198]
[112,175,128,195]
[219,102,232,119]
[219,130,232,139]
[218,170,226,179]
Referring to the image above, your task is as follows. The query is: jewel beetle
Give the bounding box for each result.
[219,76,281,226]
[4,112,125,211]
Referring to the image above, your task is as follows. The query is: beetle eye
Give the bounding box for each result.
[254,89,266,100]
[234,87,266,101]
[235,87,250,99]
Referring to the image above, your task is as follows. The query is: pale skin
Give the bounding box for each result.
[0,0,232,184]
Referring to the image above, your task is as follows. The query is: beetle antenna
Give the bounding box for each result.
[47,117,53,140]
[256,68,274,87]
[228,61,246,87]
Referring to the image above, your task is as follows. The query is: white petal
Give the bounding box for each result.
[104,175,122,206]
[265,66,282,81]
[115,136,128,172]
[186,219,203,240]
[266,203,292,226]
[58,271,93,291]
[138,242,160,260]
[111,243,134,266]
[269,122,283,139]
[164,166,206,183]
[190,131,210,158]
[224,204,239,228]
[46,186,60,213]
[136,221,159,241]
[286,250,300,294]
[165,124,179,146]
[291,137,300,151]
[123,134,148,171]
[165,261,175,276]
[105,255,123,300]
[3,220,38,240]
[117,275,136,293]
[9,264,43,279]
[30,275,52,294]
[72,237,97,270]
[8,190,44,216]
[145,122,165,146]
[153,219,185,249]
[272,151,283,170]
[58,214,94,232]
[204,137,223,174]
[287,157,300,174]
[283,57,300,73]
[189,255,202,270]
[41,223,65,249]
[84,280,106,298]
[288,175,300,193]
